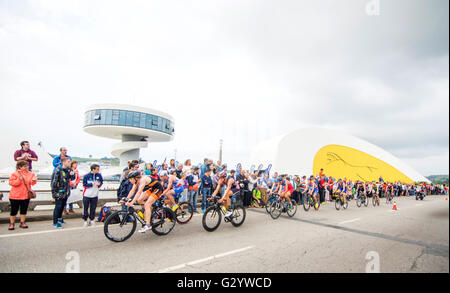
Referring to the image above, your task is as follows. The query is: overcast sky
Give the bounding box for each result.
[0,0,448,175]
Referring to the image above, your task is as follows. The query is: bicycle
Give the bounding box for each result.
[303,192,320,211]
[265,193,278,214]
[356,191,368,207]
[372,195,380,206]
[165,195,194,225]
[268,194,297,219]
[385,190,393,204]
[335,194,348,210]
[202,194,246,232]
[103,197,176,242]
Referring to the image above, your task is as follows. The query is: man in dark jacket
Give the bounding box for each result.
[51,157,75,228]
[236,170,251,207]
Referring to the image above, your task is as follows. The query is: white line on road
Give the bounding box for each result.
[154,246,255,273]
[0,225,103,239]
[338,218,360,225]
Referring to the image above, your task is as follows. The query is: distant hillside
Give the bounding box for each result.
[426,175,449,185]
[49,154,120,166]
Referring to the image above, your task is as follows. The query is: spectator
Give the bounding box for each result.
[82,164,103,227]
[14,141,38,171]
[8,160,37,230]
[64,160,80,214]
[201,169,213,213]
[188,167,200,213]
[120,160,139,184]
[214,160,222,174]
[319,168,324,178]
[143,163,153,176]
[318,175,326,204]
[52,147,72,170]
[183,159,192,175]
[175,163,184,179]
[237,170,251,208]
[51,157,75,228]
[169,159,176,173]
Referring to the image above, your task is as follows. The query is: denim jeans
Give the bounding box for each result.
[53,197,68,224]
[202,188,212,211]
[179,189,188,203]
[189,190,198,212]
[64,203,74,211]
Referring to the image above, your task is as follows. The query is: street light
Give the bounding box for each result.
[219,139,223,162]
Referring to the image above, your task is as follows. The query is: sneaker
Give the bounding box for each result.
[225,211,232,217]
[90,221,96,227]
[201,209,205,213]
[68,209,75,214]
[138,225,151,233]
[19,223,28,229]
[63,210,68,215]
[83,221,88,228]
[8,224,14,231]
[58,218,65,224]
[54,223,63,228]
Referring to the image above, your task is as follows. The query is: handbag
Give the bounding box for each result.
[20,175,36,199]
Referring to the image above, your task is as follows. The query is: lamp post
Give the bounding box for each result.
[219,139,223,162]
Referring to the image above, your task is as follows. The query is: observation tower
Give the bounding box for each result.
[83,104,174,166]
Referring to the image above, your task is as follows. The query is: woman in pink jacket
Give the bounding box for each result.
[8,160,37,230]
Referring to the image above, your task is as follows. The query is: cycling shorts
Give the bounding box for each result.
[146,189,163,200]
[174,186,184,196]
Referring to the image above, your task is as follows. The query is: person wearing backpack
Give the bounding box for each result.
[82,164,103,227]
[51,157,75,228]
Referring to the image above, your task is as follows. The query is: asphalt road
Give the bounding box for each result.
[0,195,448,273]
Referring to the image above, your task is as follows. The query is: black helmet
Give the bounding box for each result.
[128,170,141,179]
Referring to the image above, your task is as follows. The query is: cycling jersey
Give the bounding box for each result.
[143,177,163,199]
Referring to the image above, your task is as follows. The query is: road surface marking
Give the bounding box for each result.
[154,246,254,273]
[338,218,360,225]
[0,225,103,239]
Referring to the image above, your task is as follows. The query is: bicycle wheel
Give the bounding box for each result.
[343,200,348,209]
[314,199,320,211]
[270,200,282,219]
[356,198,362,207]
[104,211,137,242]
[151,207,176,236]
[202,206,222,232]
[175,201,193,224]
[372,197,376,206]
[230,205,246,227]
[265,196,274,214]
[287,200,297,217]
[364,196,369,207]
[335,198,341,210]
[303,195,311,212]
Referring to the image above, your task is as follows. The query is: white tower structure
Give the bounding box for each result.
[83,104,174,166]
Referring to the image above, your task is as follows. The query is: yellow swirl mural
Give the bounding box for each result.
[313,145,413,183]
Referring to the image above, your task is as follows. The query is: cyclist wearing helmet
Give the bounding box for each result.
[120,170,164,233]
[160,171,187,211]
[279,175,294,207]
[210,170,238,217]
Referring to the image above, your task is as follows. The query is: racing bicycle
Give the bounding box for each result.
[202,194,246,232]
[268,194,297,219]
[103,197,176,242]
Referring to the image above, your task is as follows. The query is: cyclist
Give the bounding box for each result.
[160,171,187,212]
[210,170,239,218]
[120,171,164,233]
[306,176,319,209]
[279,175,294,208]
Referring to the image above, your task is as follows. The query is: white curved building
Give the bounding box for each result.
[83,104,174,166]
[250,127,430,184]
